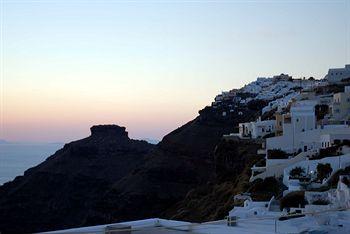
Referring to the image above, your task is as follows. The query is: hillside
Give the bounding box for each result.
[0,125,155,233]
[0,76,277,233]
[163,138,262,222]
[0,104,260,233]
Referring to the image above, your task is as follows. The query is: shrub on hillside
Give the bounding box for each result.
[267,149,288,159]
[318,146,339,158]
[342,176,350,186]
[289,167,305,178]
[315,104,329,121]
[328,166,350,188]
[248,177,285,201]
[317,163,333,181]
[280,191,308,210]
[343,139,350,147]
[255,158,266,167]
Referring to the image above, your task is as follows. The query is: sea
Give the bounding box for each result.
[0,142,63,185]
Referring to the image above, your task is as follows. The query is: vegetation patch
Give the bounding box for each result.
[247,177,285,201]
[316,163,333,182]
[267,149,288,159]
[328,166,350,188]
[289,167,305,178]
[280,191,308,210]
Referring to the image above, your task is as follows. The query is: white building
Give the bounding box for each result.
[239,118,275,139]
[228,196,281,220]
[320,133,350,149]
[250,127,350,182]
[266,100,317,153]
[325,64,350,83]
[267,124,350,155]
[266,99,350,153]
[290,100,317,134]
[329,86,350,122]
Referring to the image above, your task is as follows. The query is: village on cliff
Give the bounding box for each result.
[43,64,350,234]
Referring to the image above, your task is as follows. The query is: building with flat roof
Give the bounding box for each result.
[325,64,350,83]
[330,86,350,122]
[239,118,275,139]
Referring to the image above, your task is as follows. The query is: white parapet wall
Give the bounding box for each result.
[266,125,350,154]
[40,218,194,233]
[283,153,350,186]
[250,151,309,182]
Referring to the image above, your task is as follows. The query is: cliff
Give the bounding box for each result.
[162,138,262,222]
[0,106,260,233]
[0,125,154,233]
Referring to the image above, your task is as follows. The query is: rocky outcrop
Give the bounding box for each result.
[0,105,261,233]
[89,117,231,224]
[0,125,154,234]
[90,125,129,139]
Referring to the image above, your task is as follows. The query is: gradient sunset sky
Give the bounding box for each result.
[1,0,349,142]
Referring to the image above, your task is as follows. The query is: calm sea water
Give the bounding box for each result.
[0,143,63,185]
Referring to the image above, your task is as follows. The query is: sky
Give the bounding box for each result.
[0,0,349,143]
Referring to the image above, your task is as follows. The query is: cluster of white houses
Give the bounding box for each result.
[224,65,350,233]
[239,85,350,141]
[241,85,350,182]
[233,65,350,190]
[46,65,350,234]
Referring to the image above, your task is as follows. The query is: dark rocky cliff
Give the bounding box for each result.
[86,107,260,225]
[163,138,261,222]
[0,125,154,233]
[0,106,260,233]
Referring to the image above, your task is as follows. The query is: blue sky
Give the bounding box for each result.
[1,0,349,142]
